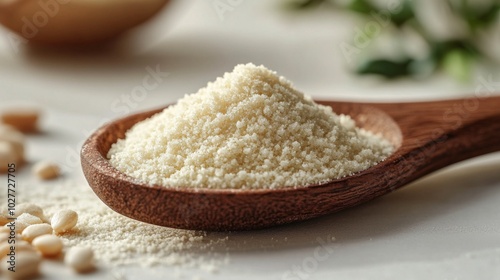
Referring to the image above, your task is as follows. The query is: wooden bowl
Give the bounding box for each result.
[0,0,170,45]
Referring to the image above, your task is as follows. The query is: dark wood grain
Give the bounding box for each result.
[81,96,500,231]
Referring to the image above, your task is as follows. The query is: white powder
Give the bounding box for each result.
[4,179,227,268]
[108,63,393,189]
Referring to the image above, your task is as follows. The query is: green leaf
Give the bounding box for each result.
[453,1,500,30]
[473,3,500,28]
[284,0,327,10]
[442,50,473,82]
[347,0,377,15]
[356,58,414,79]
[430,40,478,62]
[390,0,414,27]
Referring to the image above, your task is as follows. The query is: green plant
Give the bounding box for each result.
[286,0,500,81]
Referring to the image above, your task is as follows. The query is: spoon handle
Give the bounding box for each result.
[374,95,500,182]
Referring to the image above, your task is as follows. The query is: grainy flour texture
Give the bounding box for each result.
[108,63,393,189]
[8,179,225,268]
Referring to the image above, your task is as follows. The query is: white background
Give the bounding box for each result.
[1,0,500,279]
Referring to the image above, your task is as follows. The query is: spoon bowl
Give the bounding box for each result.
[81,96,500,231]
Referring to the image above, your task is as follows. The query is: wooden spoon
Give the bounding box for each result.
[81,96,500,231]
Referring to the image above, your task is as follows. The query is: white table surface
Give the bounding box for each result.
[1,1,500,279]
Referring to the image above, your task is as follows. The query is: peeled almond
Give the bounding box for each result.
[1,109,39,133]
[65,246,95,273]
[0,127,25,161]
[22,224,53,243]
[1,251,41,279]
[32,234,63,257]
[0,142,20,173]
[51,210,78,234]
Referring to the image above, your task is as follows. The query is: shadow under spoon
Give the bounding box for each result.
[81,96,500,231]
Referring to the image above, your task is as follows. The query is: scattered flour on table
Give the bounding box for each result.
[8,178,228,269]
[108,63,394,190]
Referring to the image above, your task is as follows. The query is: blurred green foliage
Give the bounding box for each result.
[286,0,500,81]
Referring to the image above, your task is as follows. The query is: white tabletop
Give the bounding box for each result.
[1,1,500,279]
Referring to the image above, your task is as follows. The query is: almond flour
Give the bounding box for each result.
[6,179,227,268]
[108,63,393,189]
